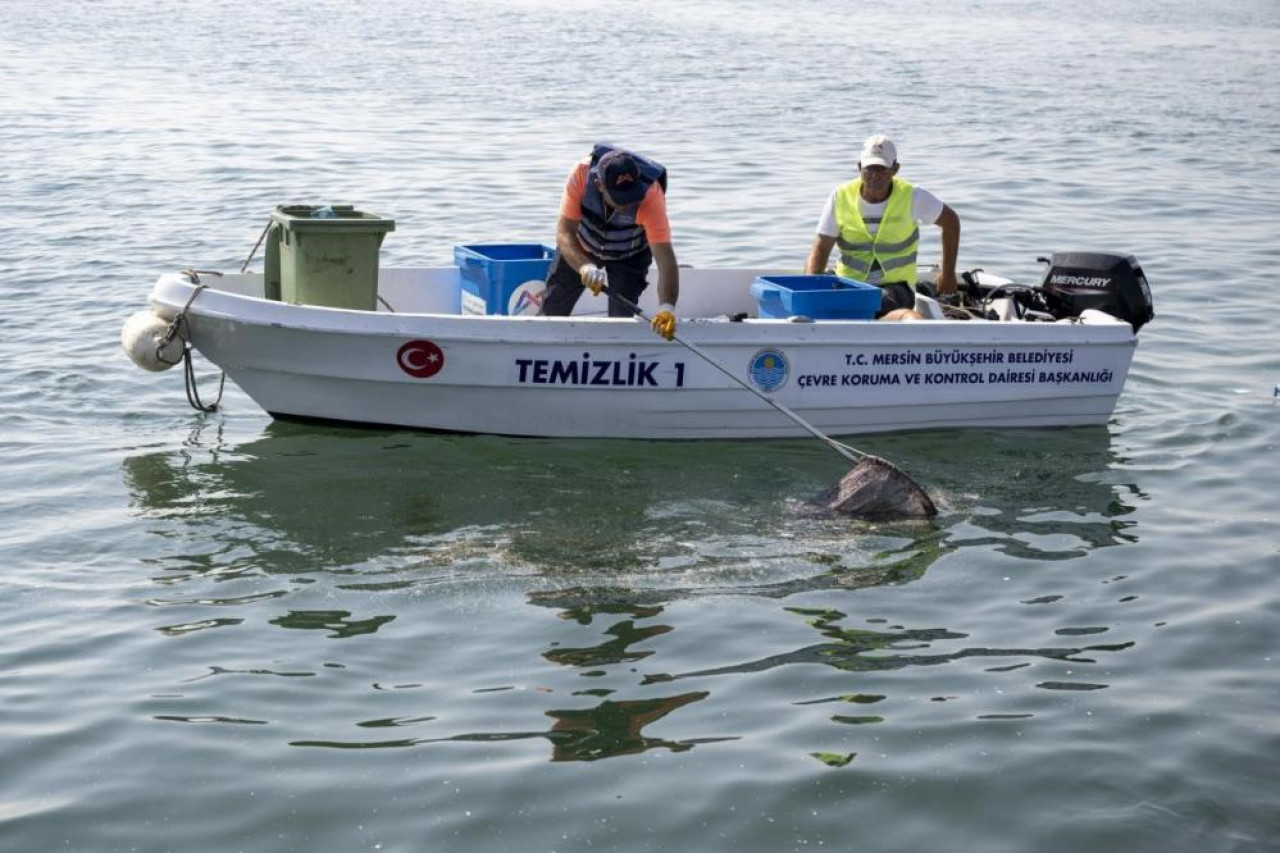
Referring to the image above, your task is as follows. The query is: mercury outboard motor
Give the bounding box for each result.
[1039,252,1153,331]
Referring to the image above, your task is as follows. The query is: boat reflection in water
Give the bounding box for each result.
[912,425,1143,557]
[123,419,958,576]
[124,421,1141,760]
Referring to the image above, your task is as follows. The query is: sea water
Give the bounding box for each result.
[2,1,1279,851]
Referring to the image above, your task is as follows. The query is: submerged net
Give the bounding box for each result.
[812,455,938,519]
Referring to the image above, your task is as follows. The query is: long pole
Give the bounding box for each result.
[602,285,864,466]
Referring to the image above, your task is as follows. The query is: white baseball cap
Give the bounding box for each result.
[859,134,897,168]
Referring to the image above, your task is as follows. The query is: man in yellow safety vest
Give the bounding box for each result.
[805,134,961,318]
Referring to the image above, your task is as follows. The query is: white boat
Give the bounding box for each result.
[124,252,1152,440]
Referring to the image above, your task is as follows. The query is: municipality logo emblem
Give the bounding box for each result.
[748,348,789,392]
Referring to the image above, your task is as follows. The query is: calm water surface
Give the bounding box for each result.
[2,1,1279,851]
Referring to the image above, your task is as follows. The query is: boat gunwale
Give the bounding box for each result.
[150,272,1140,350]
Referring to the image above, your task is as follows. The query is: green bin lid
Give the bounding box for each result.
[271,204,396,233]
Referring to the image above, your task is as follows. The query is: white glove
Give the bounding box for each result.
[578,263,607,296]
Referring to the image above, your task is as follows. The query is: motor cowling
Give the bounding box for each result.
[1039,252,1153,331]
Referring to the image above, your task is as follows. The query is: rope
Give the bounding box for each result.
[183,348,226,413]
[157,272,227,412]
[241,219,274,273]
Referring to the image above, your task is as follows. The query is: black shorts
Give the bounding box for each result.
[539,248,653,318]
[875,282,916,318]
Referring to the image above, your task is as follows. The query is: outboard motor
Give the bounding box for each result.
[1039,252,1154,331]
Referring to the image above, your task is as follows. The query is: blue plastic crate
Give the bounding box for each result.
[750,274,882,320]
[454,243,555,316]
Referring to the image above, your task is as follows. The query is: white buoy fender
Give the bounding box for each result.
[121,310,183,372]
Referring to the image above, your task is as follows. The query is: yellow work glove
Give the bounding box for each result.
[651,304,676,340]
[578,263,606,296]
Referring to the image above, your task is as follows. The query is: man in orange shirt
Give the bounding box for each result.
[539,144,680,340]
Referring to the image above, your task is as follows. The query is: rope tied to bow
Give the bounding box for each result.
[158,269,227,413]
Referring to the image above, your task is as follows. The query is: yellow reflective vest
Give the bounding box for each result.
[833,177,919,285]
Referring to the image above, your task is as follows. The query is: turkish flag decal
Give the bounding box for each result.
[397,340,445,378]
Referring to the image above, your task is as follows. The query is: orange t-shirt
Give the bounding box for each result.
[558,160,672,245]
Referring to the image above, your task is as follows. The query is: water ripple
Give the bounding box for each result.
[4,1,1280,850]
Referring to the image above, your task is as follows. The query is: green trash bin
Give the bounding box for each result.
[264,204,396,310]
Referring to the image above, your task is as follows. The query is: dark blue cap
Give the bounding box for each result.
[596,150,647,206]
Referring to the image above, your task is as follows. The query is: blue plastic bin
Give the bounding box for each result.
[750,274,882,320]
[454,243,555,315]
